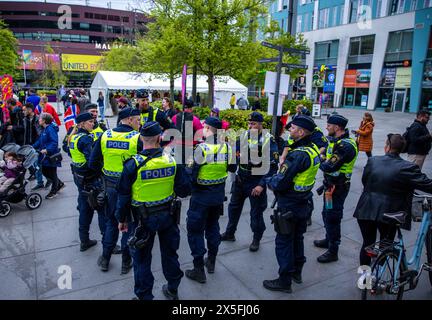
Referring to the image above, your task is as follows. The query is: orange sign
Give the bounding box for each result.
[343,69,370,88]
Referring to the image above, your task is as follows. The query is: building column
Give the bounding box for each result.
[335,36,350,107]
[305,38,315,100]
[343,0,350,24]
[367,31,389,110]
[313,0,319,30]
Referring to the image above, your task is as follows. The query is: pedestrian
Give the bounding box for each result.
[196,93,201,106]
[405,109,431,170]
[77,89,90,111]
[33,113,65,199]
[115,121,191,300]
[236,94,249,110]
[110,92,119,116]
[185,117,232,283]
[89,107,142,273]
[263,115,320,293]
[63,97,80,132]
[25,88,40,108]
[97,91,105,121]
[221,112,278,251]
[252,95,261,111]
[353,112,374,158]
[8,98,25,146]
[230,93,236,109]
[314,114,358,263]
[67,112,103,252]
[35,96,61,127]
[23,103,41,145]
[162,97,176,120]
[353,133,432,266]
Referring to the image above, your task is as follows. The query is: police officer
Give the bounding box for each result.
[115,121,191,300]
[136,89,171,130]
[314,114,358,263]
[185,117,233,283]
[263,115,320,293]
[221,112,278,251]
[68,112,104,251]
[89,107,142,273]
[84,103,108,142]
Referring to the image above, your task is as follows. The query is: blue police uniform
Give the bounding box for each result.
[115,147,191,300]
[265,135,318,290]
[222,130,278,247]
[185,132,234,281]
[316,128,358,261]
[140,106,172,131]
[67,127,105,247]
[88,123,143,271]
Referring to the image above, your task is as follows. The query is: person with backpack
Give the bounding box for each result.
[405,109,431,170]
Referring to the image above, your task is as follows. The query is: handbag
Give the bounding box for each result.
[49,152,63,163]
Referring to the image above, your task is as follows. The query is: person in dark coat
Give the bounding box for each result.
[406,109,431,170]
[23,103,41,145]
[353,133,432,266]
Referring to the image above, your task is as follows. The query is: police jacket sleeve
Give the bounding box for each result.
[77,135,93,163]
[311,132,328,150]
[88,136,103,173]
[174,164,192,198]
[115,158,138,223]
[258,137,279,187]
[320,141,356,173]
[266,150,311,192]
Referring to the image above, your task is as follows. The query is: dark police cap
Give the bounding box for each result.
[136,89,149,99]
[84,103,98,110]
[118,107,140,121]
[76,112,94,124]
[291,115,316,132]
[301,107,311,116]
[140,121,162,137]
[327,114,348,128]
[204,116,222,130]
[248,111,264,123]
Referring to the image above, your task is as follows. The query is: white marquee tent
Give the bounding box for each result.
[90,71,248,115]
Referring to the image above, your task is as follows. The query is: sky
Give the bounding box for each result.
[0,0,152,11]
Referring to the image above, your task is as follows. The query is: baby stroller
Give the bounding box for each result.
[0,143,42,218]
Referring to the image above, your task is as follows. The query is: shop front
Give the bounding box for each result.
[312,65,336,107]
[342,69,370,108]
[377,60,412,112]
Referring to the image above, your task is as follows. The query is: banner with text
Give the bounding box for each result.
[62,54,102,72]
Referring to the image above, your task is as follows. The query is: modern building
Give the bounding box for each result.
[0,1,148,87]
[266,0,432,113]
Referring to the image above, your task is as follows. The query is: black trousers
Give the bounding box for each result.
[365,151,372,158]
[41,166,61,193]
[357,219,397,266]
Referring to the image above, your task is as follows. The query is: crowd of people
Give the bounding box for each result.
[1,86,431,300]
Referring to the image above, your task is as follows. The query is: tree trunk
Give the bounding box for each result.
[208,73,214,108]
[170,75,175,103]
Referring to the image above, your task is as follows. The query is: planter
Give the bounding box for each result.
[384,107,391,112]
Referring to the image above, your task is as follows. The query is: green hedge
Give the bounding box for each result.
[219,110,272,131]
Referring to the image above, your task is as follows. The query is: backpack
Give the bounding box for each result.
[401,125,412,153]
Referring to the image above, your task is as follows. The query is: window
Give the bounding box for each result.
[61,34,71,41]
[319,8,330,29]
[350,38,361,56]
[397,0,405,13]
[349,35,375,56]
[314,40,339,66]
[425,0,432,7]
[304,12,309,31]
[332,6,338,27]
[278,0,283,11]
[385,30,413,61]
[375,0,383,18]
[71,34,80,42]
[410,0,417,10]
[350,0,359,23]
[297,15,303,32]
[122,17,129,23]
[80,23,89,30]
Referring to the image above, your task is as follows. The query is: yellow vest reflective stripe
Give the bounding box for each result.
[197,143,230,185]
[101,129,140,177]
[292,144,320,192]
[69,133,87,167]
[140,108,158,126]
[131,154,176,206]
[325,137,358,179]
[90,126,104,142]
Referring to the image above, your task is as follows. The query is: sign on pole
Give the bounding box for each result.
[312,103,321,118]
[281,63,308,70]
[258,57,279,63]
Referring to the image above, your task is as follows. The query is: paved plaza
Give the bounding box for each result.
[0,108,431,300]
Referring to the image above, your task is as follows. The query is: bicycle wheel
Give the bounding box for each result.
[362,251,406,300]
[426,228,432,288]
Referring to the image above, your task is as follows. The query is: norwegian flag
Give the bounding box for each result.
[64,104,80,131]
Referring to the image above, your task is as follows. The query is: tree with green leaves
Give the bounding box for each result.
[38,44,68,89]
[0,20,20,78]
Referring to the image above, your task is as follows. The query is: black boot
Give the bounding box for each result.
[313,239,329,249]
[80,239,97,252]
[112,245,122,255]
[204,257,215,274]
[97,255,109,272]
[185,267,206,283]
[263,278,292,293]
[162,284,179,300]
[249,239,260,252]
[220,232,236,241]
[121,257,133,275]
[291,272,302,284]
[317,250,338,263]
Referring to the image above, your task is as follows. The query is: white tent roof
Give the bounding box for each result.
[90,70,247,93]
